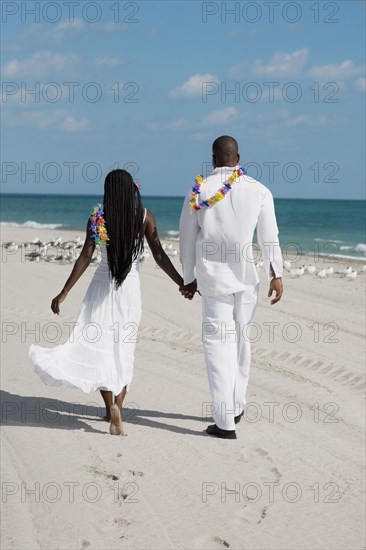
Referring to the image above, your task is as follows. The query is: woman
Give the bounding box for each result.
[29,169,193,435]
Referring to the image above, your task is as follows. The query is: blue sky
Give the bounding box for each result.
[1,0,365,199]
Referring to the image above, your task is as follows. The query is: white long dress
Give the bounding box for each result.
[28,216,145,395]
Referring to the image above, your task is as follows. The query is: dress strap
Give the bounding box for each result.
[143,208,147,223]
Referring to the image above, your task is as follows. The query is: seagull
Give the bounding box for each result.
[317,269,327,278]
[31,238,45,248]
[326,267,334,275]
[47,236,62,246]
[3,242,18,251]
[346,270,357,280]
[290,267,304,276]
[344,266,352,275]
[27,251,42,261]
[284,260,291,271]
[361,265,366,272]
[140,250,150,262]
[307,265,316,274]
[55,253,68,262]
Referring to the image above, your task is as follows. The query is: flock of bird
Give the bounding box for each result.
[3,236,88,264]
[3,236,365,280]
[2,236,179,264]
[256,259,364,280]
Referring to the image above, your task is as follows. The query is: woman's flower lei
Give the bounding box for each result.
[90,205,109,245]
[189,166,247,210]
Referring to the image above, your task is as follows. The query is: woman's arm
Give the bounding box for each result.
[51,220,95,314]
[144,209,187,288]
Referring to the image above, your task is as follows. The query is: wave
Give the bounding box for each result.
[0,220,64,229]
[319,253,366,261]
[339,243,366,253]
[314,238,343,243]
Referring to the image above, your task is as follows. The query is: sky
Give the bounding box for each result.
[1,0,365,199]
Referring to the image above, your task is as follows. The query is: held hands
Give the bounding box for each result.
[51,290,68,315]
[179,279,198,300]
[268,277,283,305]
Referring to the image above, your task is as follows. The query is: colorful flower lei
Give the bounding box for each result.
[90,205,109,245]
[189,166,247,210]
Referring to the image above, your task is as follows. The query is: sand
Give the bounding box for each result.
[1,226,365,550]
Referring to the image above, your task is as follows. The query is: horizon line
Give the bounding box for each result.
[0,192,365,202]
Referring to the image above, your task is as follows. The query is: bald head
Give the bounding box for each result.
[212,135,239,167]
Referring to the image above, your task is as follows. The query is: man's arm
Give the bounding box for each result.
[256,189,283,281]
[179,191,200,285]
[257,189,283,305]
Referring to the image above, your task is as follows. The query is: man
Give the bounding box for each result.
[179,136,283,439]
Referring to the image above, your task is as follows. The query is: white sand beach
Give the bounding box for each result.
[1,226,365,550]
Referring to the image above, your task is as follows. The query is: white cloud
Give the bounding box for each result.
[60,115,89,132]
[94,56,123,66]
[19,110,65,129]
[1,50,78,78]
[4,109,88,132]
[56,18,84,31]
[170,73,219,98]
[53,18,85,38]
[228,50,364,91]
[97,22,124,33]
[228,49,309,79]
[252,48,309,77]
[285,114,309,127]
[167,118,189,129]
[309,60,365,80]
[203,107,238,126]
[355,77,366,92]
[283,113,328,128]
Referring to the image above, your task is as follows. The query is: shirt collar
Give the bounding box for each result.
[211,165,240,175]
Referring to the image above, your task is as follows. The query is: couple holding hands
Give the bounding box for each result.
[29,136,283,439]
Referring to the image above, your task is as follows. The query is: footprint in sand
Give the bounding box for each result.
[98,517,131,536]
[234,447,282,525]
[213,536,230,547]
[128,470,144,477]
[84,465,120,481]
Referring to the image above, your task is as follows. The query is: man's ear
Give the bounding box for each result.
[237,154,240,163]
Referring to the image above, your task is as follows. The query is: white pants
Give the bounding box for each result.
[202,287,258,431]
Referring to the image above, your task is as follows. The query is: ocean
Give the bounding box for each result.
[1,194,365,260]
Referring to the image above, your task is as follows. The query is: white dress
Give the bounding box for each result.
[28,214,145,395]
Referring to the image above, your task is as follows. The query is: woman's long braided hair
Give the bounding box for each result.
[103,169,144,287]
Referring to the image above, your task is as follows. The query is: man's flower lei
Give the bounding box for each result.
[189,166,247,210]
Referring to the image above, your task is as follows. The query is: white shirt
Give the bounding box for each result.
[179,166,283,296]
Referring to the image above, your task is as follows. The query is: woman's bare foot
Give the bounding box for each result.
[109,404,123,435]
